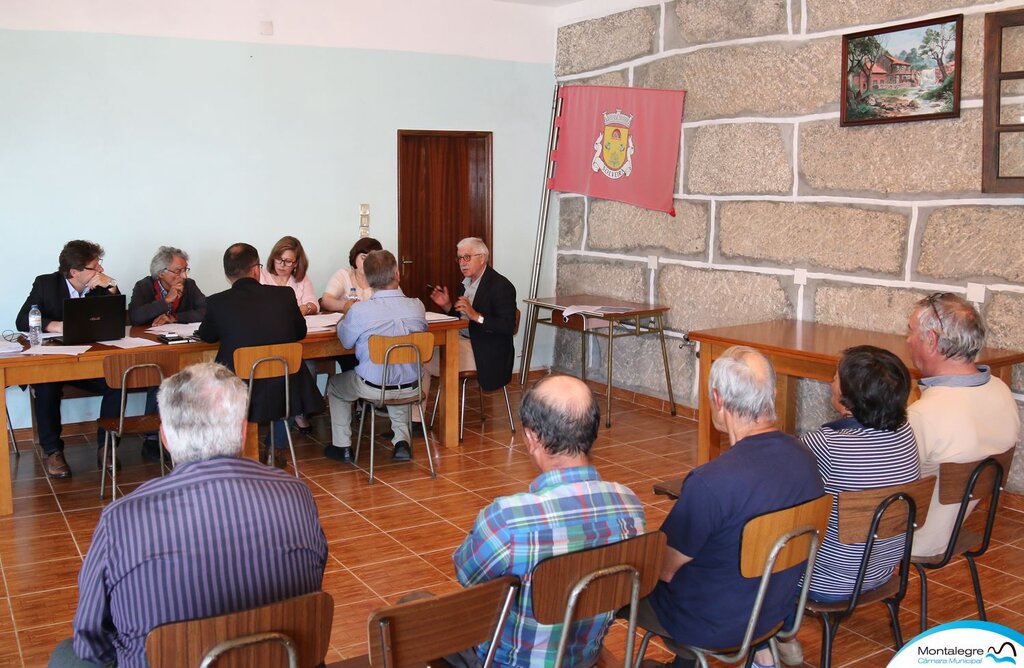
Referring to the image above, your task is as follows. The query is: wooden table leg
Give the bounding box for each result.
[696,342,716,466]
[440,327,460,449]
[775,372,797,435]
[605,324,613,428]
[521,304,539,388]
[0,374,12,516]
[243,422,259,461]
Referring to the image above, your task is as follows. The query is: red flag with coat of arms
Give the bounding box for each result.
[547,85,686,215]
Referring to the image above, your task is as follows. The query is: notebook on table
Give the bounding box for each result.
[57,294,127,345]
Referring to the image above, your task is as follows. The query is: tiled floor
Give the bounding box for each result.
[1,387,1022,667]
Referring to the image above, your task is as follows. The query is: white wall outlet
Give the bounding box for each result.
[794,268,807,286]
[647,255,658,270]
[966,282,986,303]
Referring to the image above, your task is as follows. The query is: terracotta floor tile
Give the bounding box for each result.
[389,475,469,501]
[472,482,526,500]
[321,567,380,605]
[974,543,1024,575]
[328,532,415,568]
[9,586,78,629]
[0,632,21,666]
[357,502,442,532]
[54,489,111,513]
[309,470,373,497]
[10,479,53,499]
[18,621,75,667]
[926,561,1024,605]
[0,532,78,569]
[440,466,516,491]
[388,520,467,554]
[11,496,60,517]
[349,554,451,598]
[62,509,101,535]
[335,482,413,512]
[4,557,81,597]
[419,492,489,523]
[331,598,386,648]
[0,599,13,634]
[319,511,380,542]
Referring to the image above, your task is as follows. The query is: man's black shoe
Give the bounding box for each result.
[391,441,412,461]
[324,445,353,464]
[141,438,161,463]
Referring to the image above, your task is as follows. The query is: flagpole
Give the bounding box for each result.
[519,84,562,386]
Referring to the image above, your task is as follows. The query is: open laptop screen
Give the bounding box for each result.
[60,294,127,345]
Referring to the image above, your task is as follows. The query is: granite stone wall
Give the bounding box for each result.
[552,1,1024,489]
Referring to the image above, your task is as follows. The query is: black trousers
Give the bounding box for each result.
[32,379,121,455]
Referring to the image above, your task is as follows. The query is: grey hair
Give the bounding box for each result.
[456,237,489,257]
[149,246,189,279]
[156,362,248,465]
[708,345,777,423]
[913,293,986,362]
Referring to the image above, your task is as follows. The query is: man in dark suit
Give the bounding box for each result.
[16,240,122,478]
[197,243,321,468]
[428,237,517,394]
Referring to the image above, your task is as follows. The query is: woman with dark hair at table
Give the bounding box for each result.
[774,345,920,666]
[320,237,382,315]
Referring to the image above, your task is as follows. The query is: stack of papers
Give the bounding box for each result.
[305,312,342,332]
[0,341,24,355]
[426,312,459,323]
[22,345,91,356]
[146,323,199,337]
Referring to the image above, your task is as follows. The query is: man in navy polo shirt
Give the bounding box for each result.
[637,346,824,668]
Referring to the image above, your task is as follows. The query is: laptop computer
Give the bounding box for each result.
[58,294,127,345]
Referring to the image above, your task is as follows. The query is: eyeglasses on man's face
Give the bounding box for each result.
[81,261,103,272]
[456,253,484,263]
[162,266,190,276]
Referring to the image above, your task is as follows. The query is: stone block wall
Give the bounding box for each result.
[553,1,1024,488]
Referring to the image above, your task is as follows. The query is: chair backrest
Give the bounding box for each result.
[367,333,434,366]
[836,477,937,544]
[233,343,303,381]
[740,495,831,578]
[937,449,1014,505]
[145,591,333,668]
[530,532,666,668]
[102,351,179,390]
[366,575,519,668]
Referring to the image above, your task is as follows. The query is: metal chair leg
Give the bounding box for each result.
[430,386,440,429]
[354,400,366,464]
[99,432,110,499]
[966,555,987,621]
[477,383,485,421]
[634,631,655,668]
[459,378,467,442]
[267,421,275,467]
[368,406,376,485]
[819,613,836,668]
[885,599,904,648]
[284,419,298,478]
[416,402,436,480]
[502,386,515,433]
[915,563,929,634]
[6,406,20,456]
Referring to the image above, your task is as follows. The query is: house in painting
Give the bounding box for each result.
[852,61,888,91]
[879,54,921,86]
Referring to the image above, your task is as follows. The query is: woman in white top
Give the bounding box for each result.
[260,235,318,433]
[260,236,319,316]
[320,237,382,314]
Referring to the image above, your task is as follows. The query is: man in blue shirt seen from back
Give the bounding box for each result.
[51,362,328,668]
[638,346,824,668]
[323,249,427,465]
[451,374,646,668]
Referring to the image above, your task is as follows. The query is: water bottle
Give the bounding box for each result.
[28,305,42,347]
[347,287,358,301]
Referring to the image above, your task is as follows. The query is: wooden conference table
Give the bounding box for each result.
[688,319,1024,466]
[0,318,468,516]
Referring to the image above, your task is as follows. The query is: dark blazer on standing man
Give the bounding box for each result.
[197,277,322,423]
[447,265,517,391]
[17,271,118,332]
[128,276,207,325]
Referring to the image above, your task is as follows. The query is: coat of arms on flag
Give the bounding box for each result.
[547,85,685,215]
[593,109,634,179]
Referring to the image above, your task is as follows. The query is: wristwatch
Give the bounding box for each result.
[476,314,484,325]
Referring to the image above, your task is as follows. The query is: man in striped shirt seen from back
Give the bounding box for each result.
[50,362,328,668]
[451,374,646,668]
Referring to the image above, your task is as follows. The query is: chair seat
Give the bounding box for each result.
[459,369,479,380]
[806,576,901,613]
[911,530,982,566]
[97,414,161,436]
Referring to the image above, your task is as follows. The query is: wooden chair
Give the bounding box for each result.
[636,495,832,668]
[145,591,333,668]
[98,351,179,500]
[234,343,303,477]
[5,404,19,455]
[803,477,936,668]
[912,450,1015,632]
[530,531,666,668]
[431,309,521,441]
[355,333,435,484]
[336,575,520,668]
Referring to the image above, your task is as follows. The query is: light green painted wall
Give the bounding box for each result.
[1,29,557,427]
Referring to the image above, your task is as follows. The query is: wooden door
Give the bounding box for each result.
[398,131,492,310]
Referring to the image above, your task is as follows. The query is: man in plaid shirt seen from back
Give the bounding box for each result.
[451,374,646,668]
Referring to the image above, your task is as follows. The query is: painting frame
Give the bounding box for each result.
[840,14,964,127]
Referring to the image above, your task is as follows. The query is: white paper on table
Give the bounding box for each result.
[305,313,342,328]
[0,341,25,354]
[425,312,459,322]
[560,305,632,319]
[146,323,200,337]
[18,331,61,340]
[21,345,91,356]
[100,337,157,349]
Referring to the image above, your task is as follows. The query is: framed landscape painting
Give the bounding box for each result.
[841,15,963,126]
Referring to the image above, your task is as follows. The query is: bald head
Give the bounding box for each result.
[519,374,600,457]
[708,345,777,423]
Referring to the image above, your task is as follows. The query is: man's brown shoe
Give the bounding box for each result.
[43,451,72,479]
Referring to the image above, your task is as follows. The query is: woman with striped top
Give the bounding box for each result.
[777,345,920,666]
